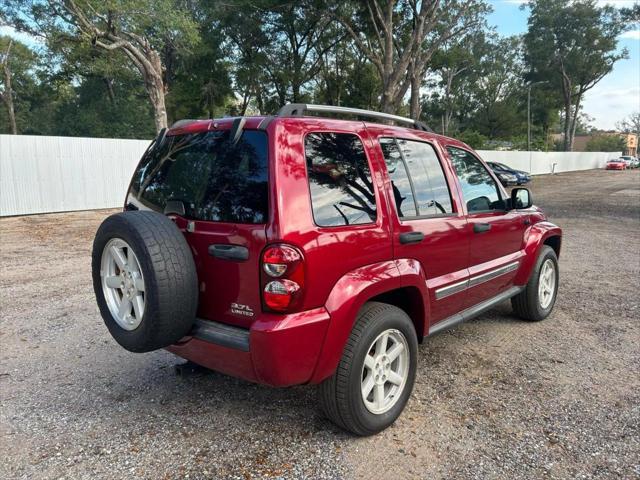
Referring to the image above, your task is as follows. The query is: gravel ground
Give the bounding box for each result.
[1,169,639,479]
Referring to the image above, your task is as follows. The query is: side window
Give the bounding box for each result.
[305,132,377,227]
[379,139,417,218]
[447,146,503,212]
[379,138,453,217]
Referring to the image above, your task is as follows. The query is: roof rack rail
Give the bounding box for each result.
[276,103,433,133]
[170,119,202,128]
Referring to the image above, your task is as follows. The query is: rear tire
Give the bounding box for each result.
[318,302,418,436]
[92,211,198,352]
[511,245,559,321]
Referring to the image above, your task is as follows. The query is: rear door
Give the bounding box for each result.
[375,135,470,323]
[125,128,269,328]
[444,146,528,306]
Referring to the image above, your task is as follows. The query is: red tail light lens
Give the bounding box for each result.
[263,279,300,310]
[261,244,305,312]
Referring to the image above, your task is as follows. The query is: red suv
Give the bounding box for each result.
[92,104,562,435]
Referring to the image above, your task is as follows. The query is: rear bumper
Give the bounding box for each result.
[166,307,331,387]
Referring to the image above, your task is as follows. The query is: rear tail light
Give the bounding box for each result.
[261,244,305,312]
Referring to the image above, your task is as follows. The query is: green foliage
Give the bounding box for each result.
[523,0,627,150]
[0,0,630,143]
[585,135,625,152]
[457,130,487,149]
[0,36,40,134]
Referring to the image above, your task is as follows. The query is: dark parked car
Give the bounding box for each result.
[488,161,532,186]
[91,104,561,436]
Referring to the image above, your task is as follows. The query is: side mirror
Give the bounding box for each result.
[511,187,532,209]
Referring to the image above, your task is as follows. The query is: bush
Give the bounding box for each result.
[457,130,487,149]
[585,135,625,152]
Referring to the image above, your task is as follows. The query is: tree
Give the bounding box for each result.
[328,0,488,117]
[469,35,524,139]
[7,0,200,132]
[616,112,640,139]
[585,134,625,152]
[215,0,343,114]
[0,39,17,134]
[422,33,527,140]
[0,36,41,135]
[424,32,481,135]
[524,0,627,151]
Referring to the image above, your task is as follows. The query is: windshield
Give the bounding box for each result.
[128,130,269,223]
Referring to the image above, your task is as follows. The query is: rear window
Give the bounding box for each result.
[128,130,268,223]
[304,132,377,227]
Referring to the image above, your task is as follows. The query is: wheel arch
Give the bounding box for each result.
[514,222,563,285]
[309,259,428,384]
[543,234,562,258]
[369,287,426,341]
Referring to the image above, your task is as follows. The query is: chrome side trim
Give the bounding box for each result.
[468,261,520,288]
[428,286,524,336]
[435,279,469,300]
[435,261,520,300]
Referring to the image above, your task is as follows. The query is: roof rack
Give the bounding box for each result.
[276,103,433,133]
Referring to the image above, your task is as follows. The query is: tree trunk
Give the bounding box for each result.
[562,97,572,151]
[569,93,582,152]
[409,69,421,120]
[142,50,168,133]
[380,86,395,114]
[103,77,116,105]
[146,73,167,132]
[1,41,17,134]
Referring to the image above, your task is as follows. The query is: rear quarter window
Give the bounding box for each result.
[305,132,377,227]
[129,130,268,223]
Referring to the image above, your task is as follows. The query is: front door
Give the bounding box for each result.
[375,135,470,323]
[444,146,529,307]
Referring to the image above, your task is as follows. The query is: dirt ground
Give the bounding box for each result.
[1,169,639,479]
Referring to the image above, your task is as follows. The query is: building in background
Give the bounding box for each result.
[558,132,638,155]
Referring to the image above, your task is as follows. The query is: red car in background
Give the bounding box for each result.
[606,159,626,170]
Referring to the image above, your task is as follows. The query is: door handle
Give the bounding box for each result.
[399,231,425,244]
[473,223,491,234]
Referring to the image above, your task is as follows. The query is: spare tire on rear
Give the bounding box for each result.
[92,211,198,352]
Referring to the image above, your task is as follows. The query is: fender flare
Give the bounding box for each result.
[309,259,428,384]
[513,221,562,285]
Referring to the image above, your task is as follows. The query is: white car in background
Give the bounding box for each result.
[619,156,639,168]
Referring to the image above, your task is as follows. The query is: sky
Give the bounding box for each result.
[2,2,639,130]
[488,0,640,130]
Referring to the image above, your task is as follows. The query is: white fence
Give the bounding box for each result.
[476,150,616,175]
[0,134,620,217]
[1,134,150,216]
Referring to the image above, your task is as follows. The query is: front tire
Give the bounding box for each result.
[511,245,559,321]
[318,302,418,436]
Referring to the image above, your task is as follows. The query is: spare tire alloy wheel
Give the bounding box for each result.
[101,238,145,331]
[92,211,198,353]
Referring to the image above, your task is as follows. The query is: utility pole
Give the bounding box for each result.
[527,85,532,152]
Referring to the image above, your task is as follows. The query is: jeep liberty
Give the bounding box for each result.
[92,104,562,435]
